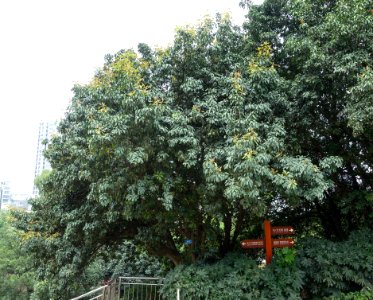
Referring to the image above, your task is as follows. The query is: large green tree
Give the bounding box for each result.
[20,13,340,296]
[245,0,373,239]
[17,0,372,298]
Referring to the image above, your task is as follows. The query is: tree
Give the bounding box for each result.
[0,211,35,300]
[17,13,343,298]
[245,0,373,239]
[16,1,372,298]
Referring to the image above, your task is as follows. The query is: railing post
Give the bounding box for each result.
[102,285,107,300]
[117,277,121,300]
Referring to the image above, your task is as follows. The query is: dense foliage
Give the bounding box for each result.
[161,253,304,299]
[161,229,373,299]
[11,0,372,298]
[297,229,373,298]
[0,211,35,300]
[100,241,168,279]
[246,0,373,239]
[13,209,165,299]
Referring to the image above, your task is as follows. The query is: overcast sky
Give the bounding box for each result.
[0,0,263,194]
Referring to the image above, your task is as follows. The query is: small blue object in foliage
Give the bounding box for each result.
[184,239,193,245]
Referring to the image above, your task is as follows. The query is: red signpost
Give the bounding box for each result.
[241,220,295,265]
[264,220,273,264]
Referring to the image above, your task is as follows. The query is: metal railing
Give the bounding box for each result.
[71,280,117,300]
[70,285,108,300]
[117,277,164,300]
[70,277,164,300]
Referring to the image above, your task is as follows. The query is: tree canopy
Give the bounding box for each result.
[15,0,372,298]
[245,0,372,238]
[0,211,35,300]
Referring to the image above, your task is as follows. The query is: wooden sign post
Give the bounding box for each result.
[241,220,295,265]
[264,220,273,264]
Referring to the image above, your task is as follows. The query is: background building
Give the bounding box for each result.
[33,121,57,195]
[0,181,11,210]
[1,182,31,211]
[8,193,31,210]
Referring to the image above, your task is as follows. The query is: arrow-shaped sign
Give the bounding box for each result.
[272,238,295,248]
[241,238,295,249]
[271,226,294,235]
[241,239,264,249]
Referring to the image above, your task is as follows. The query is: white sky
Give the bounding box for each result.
[0,0,263,194]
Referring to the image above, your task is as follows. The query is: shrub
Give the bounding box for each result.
[297,229,373,299]
[161,229,373,299]
[161,253,304,300]
[325,288,373,300]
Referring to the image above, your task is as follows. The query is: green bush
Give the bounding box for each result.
[297,229,373,299]
[161,253,304,300]
[161,229,373,299]
[325,288,373,300]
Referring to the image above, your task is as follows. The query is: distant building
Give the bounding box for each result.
[0,181,11,210]
[1,182,32,211]
[6,193,31,211]
[33,121,58,195]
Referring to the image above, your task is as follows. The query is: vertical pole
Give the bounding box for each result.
[264,220,272,265]
[102,285,107,300]
[177,288,180,300]
[118,278,121,300]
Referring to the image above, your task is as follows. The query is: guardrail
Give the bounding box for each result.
[70,285,108,300]
[117,277,164,300]
[70,277,164,300]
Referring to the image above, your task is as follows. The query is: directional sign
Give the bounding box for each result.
[273,238,295,248]
[271,226,294,235]
[241,220,296,265]
[241,239,264,249]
